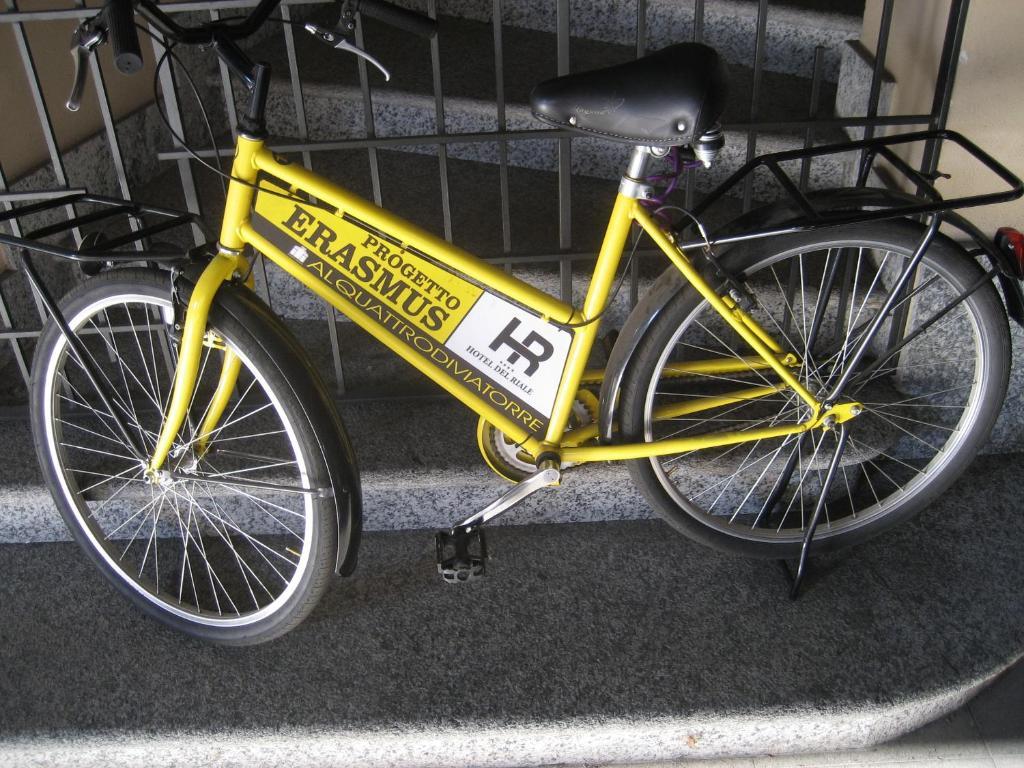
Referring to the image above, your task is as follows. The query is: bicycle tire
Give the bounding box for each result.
[620,220,1011,558]
[30,268,337,644]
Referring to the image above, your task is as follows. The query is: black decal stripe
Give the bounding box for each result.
[341,213,404,248]
[343,285,548,435]
[252,212,302,255]
[249,211,548,435]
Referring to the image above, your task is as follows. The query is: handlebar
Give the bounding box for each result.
[107,0,143,73]
[134,0,436,46]
[355,0,437,39]
[66,0,437,113]
[65,0,142,111]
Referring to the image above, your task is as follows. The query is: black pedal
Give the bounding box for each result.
[435,528,487,584]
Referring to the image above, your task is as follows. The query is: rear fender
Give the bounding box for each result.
[597,187,1019,442]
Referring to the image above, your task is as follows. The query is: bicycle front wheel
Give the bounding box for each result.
[30,269,337,644]
[620,220,1010,558]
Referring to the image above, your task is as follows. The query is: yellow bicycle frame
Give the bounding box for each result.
[148,135,859,474]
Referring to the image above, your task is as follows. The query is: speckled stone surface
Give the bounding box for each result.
[836,40,895,142]
[0,396,650,543]
[263,80,849,202]
[0,449,1022,766]
[414,0,860,81]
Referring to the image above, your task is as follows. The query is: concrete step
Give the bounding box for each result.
[378,0,863,82]
[0,396,646,543]
[6,373,1024,544]
[262,11,841,123]
[1,449,1022,766]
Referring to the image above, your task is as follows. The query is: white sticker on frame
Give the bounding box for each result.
[445,292,574,418]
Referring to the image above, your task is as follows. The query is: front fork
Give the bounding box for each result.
[147,249,248,475]
[148,134,263,475]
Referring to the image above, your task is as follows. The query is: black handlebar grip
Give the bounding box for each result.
[357,0,437,39]
[106,0,143,74]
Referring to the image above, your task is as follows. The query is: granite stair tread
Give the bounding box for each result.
[246,12,840,129]
[226,9,851,196]
[0,394,649,542]
[1,447,1022,767]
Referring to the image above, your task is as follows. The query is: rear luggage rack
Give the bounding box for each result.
[0,191,209,265]
[684,129,1023,244]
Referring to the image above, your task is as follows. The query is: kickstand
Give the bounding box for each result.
[778,557,821,600]
[780,423,849,600]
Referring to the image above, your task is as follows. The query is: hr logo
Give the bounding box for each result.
[489,318,554,376]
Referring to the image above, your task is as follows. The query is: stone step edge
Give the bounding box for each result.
[269,81,848,186]
[388,0,862,82]
[1,460,647,544]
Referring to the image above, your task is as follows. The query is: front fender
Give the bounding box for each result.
[597,186,1021,442]
[175,269,363,576]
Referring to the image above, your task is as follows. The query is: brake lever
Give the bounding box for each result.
[66,18,106,112]
[304,23,391,82]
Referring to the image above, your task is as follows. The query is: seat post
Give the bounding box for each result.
[619,146,653,199]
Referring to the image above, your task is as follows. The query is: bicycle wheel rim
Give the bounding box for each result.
[640,236,993,544]
[40,291,318,627]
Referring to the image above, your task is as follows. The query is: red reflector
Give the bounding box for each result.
[995,227,1024,278]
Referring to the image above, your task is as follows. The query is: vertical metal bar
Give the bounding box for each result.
[685,0,705,210]
[210,8,241,141]
[860,0,893,147]
[492,0,512,271]
[0,271,31,387]
[354,14,383,206]
[557,0,572,303]
[79,0,145,252]
[798,47,825,191]
[742,0,769,212]
[427,0,453,242]
[7,0,84,260]
[630,0,647,306]
[282,1,345,393]
[832,247,856,347]
[635,0,647,57]
[920,0,971,179]
[279,4,311,172]
[0,165,47,327]
[148,27,206,245]
[325,307,347,395]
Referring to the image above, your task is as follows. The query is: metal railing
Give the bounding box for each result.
[0,0,971,402]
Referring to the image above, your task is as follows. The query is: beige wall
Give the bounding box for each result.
[0,0,154,181]
[862,0,1024,235]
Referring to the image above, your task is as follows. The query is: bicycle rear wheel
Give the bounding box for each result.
[30,268,337,644]
[620,220,1010,557]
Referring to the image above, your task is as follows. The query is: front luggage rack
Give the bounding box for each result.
[0,191,209,265]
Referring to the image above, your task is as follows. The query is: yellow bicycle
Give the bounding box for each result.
[11,0,1022,643]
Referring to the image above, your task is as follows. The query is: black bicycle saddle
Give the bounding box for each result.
[529,43,728,146]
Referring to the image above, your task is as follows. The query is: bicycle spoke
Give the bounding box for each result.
[637,228,995,549]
